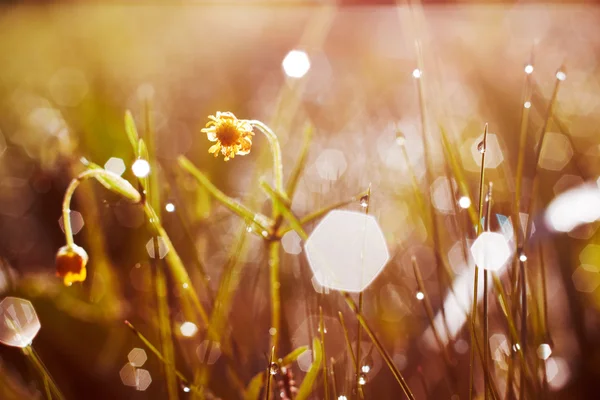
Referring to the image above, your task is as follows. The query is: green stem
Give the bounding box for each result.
[143,203,210,327]
[342,292,415,400]
[124,321,206,396]
[248,120,284,194]
[338,311,358,369]
[470,123,488,400]
[276,190,368,237]
[153,250,179,400]
[62,169,141,246]
[24,346,65,400]
[319,306,329,400]
[178,156,272,233]
[268,240,281,354]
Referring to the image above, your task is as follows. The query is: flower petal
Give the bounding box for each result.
[208,143,221,154]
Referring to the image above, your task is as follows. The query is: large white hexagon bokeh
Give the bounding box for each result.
[0,297,41,348]
[470,232,512,271]
[304,210,390,293]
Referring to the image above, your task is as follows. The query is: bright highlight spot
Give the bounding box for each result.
[524,101,531,109]
[132,159,150,178]
[556,71,567,81]
[304,210,390,293]
[524,64,534,74]
[470,232,512,271]
[545,184,600,233]
[282,50,311,78]
[180,322,198,337]
[537,343,552,360]
[519,253,527,262]
[412,68,422,78]
[458,196,471,209]
[416,291,424,300]
[361,365,371,373]
[165,203,175,212]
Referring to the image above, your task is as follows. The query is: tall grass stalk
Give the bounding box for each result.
[483,183,494,400]
[24,346,65,400]
[470,123,488,399]
[319,306,330,400]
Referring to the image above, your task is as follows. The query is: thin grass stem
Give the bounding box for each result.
[268,241,281,354]
[338,311,358,369]
[24,346,65,400]
[124,321,207,396]
[341,292,415,400]
[470,123,488,399]
[319,306,330,400]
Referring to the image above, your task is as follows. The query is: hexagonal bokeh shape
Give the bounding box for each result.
[281,231,302,255]
[447,240,474,274]
[315,149,347,181]
[304,210,390,292]
[196,340,222,365]
[128,348,147,367]
[572,265,600,293]
[430,177,454,214]
[579,244,600,265]
[146,237,168,259]
[470,133,504,169]
[135,369,152,391]
[539,132,573,171]
[104,157,126,176]
[58,210,85,235]
[120,363,137,387]
[553,174,584,196]
[470,232,512,271]
[0,297,41,348]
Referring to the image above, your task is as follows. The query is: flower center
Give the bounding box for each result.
[216,122,241,146]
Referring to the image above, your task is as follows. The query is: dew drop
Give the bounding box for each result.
[477,141,485,154]
[395,132,406,146]
[269,362,279,375]
[359,195,369,208]
[358,372,367,385]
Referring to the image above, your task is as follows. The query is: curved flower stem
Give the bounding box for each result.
[248,120,284,194]
[62,169,141,247]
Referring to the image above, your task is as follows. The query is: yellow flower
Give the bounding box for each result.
[55,244,88,286]
[201,111,254,161]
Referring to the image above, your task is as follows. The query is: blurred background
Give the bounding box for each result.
[1,1,600,399]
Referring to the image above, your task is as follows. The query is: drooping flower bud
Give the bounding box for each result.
[55,244,88,286]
